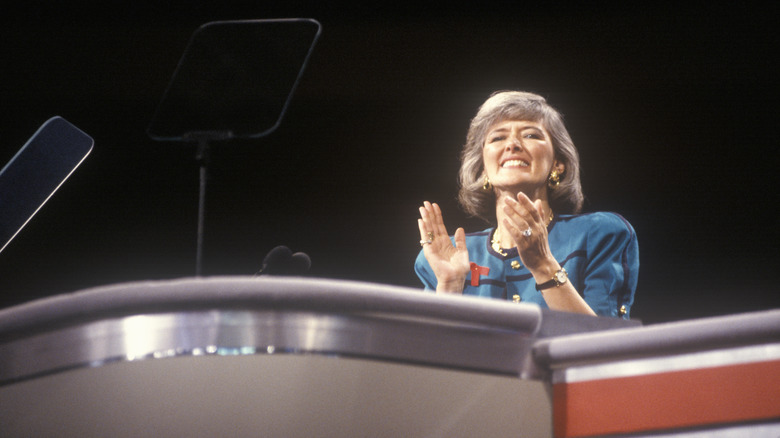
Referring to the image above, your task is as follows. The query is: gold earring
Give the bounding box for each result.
[547,170,561,189]
[482,176,492,190]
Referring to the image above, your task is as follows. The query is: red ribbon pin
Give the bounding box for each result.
[469,262,490,286]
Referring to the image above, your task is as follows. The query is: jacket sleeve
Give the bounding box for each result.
[581,213,640,318]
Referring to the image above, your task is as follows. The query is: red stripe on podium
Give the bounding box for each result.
[553,359,780,437]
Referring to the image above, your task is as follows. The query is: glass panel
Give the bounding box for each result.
[147,19,321,141]
[0,117,94,254]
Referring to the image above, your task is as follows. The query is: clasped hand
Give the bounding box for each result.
[500,193,555,273]
[417,194,555,294]
[417,201,469,293]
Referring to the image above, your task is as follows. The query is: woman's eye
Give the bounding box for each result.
[489,136,505,143]
[523,133,541,139]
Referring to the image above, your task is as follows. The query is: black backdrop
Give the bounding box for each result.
[1,2,777,323]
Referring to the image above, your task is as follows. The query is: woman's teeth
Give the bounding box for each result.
[502,160,529,168]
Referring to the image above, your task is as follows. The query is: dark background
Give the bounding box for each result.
[0,2,777,323]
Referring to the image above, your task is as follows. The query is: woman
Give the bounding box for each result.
[415,91,638,318]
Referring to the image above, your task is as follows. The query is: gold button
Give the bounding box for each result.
[510,260,521,270]
[512,294,521,303]
[619,305,627,316]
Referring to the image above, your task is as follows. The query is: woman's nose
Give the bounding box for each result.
[506,135,523,150]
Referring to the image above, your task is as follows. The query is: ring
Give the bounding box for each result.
[426,232,434,240]
[522,227,532,237]
[420,239,433,247]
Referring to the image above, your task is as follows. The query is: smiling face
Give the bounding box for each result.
[482,119,564,198]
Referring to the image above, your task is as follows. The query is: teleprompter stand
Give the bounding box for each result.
[147,19,321,276]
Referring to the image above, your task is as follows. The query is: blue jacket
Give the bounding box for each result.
[414,212,639,318]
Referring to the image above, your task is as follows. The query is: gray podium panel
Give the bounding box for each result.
[0,354,552,437]
[0,277,550,384]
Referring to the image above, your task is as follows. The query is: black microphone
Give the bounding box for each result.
[289,251,312,273]
[256,245,311,276]
[256,245,292,275]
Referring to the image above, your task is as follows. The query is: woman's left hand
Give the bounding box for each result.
[500,193,555,272]
[501,193,596,316]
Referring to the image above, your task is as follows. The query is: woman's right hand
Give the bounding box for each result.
[417,201,469,294]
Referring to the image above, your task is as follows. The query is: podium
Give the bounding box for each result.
[1,277,776,437]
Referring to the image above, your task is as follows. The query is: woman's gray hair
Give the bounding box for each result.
[458,91,584,222]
